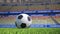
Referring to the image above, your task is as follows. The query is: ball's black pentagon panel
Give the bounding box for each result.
[28,16,31,21]
[20,23,26,28]
[18,15,23,19]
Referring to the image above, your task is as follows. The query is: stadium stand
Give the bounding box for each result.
[0,0,60,11]
[0,4,60,11]
[0,0,60,25]
[0,15,16,24]
[53,16,60,23]
[0,15,60,24]
[49,4,60,10]
[31,15,55,24]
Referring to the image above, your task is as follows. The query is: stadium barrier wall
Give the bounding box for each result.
[0,24,60,28]
[0,10,60,15]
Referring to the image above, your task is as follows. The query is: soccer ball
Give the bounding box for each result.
[15,14,32,28]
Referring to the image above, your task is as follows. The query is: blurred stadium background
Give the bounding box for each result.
[0,0,60,28]
[0,0,60,34]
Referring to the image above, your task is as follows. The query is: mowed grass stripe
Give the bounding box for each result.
[0,28,60,34]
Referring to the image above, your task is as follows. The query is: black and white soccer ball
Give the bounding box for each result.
[15,14,32,28]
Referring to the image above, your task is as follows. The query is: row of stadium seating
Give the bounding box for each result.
[0,15,16,24]
[0,10,60,13]
[0,0,60,5]
[0,4,60,11]
[0,1,60,6]
[0,15,60,24]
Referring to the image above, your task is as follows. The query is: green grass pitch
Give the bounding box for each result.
[0,28,60,34]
